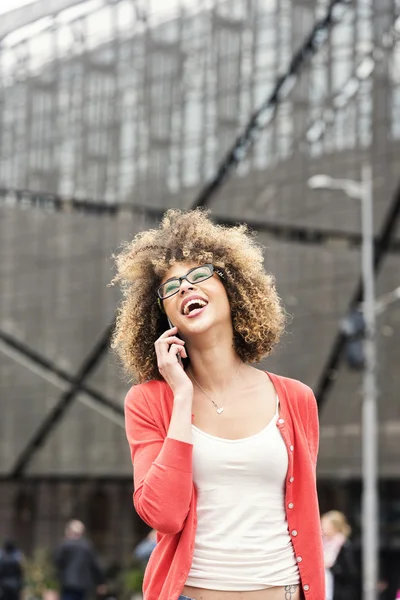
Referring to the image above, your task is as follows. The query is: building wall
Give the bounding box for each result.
[0,480,146,563]
[1,0,398,203]
[0,0,399,480]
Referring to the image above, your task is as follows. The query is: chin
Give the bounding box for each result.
[183,314,225,336]
[183,320,212,335]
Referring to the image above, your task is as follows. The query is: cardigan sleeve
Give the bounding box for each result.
[124,385,193,535]
[306,386,320,474]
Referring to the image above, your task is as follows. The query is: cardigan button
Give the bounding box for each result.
[278,418,284,424]
[290,445,294,452]
[289,476,294,483]
[288,502,294,509]
[296,556,302,563]
[304,585,310,591]
[291,530,298,537]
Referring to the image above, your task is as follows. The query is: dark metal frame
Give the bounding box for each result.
[1,188,400,254]
[192,0,353,209]
[0,326,123,478]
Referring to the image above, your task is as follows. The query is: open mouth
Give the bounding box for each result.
[182,298,208,317]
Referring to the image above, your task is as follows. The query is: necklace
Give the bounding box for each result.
[189,363,242,415]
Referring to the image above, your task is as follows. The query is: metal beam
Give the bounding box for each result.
[315,182,400,409]
[1,187,400,253]
[191,0,353,209]
[0,0,95,42]
[9,322,118,477]
[0,329,123,419]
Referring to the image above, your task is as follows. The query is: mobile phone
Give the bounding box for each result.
[167,317,184,365]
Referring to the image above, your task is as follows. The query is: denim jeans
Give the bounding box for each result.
[178,596,194,600]
[61,590,86,600]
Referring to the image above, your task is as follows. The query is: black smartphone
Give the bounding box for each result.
[167,317,184,366]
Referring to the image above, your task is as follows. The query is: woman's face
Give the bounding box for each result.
[159,262,232,338]
[321,516,337,539]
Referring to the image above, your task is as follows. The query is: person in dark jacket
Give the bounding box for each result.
[55,520,105,600]
[322,511,358,600]
[0,541,24,600]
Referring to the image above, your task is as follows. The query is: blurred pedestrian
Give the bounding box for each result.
[133,530,157,564]
[321,511,358,600]
[55,520,106,600]
[0,540,24,600]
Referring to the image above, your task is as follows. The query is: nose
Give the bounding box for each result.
[179,279,194,295]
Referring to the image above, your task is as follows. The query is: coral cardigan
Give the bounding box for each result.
[124,372,324,600]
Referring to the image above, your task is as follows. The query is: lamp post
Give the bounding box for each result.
[308,165,378,600]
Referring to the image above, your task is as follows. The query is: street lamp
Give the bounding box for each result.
[308,165,378,600]
[374,285,400,316]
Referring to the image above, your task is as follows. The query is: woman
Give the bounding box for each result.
[321,511,358,600]
[111,209,324,600]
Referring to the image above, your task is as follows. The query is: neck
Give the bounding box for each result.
[185,327,243,394]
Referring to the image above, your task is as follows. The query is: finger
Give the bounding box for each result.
[155,336,184,364]
[157,343,180,369]
[157,344,187,371]
[159,326,178,339]
[163,336,185,346]
[167,343,187,360]
[155,338,170,364]
[155,331,183,352]
[175,344,188,360]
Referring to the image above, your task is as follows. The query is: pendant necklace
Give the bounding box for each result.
[189,363,242,415]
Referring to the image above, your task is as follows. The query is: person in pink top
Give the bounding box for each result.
[321,511,358,600]
[111,209,324,600]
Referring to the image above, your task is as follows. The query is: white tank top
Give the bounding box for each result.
[186,398,299,591]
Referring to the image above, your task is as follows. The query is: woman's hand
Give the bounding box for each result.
[155,326,193,398]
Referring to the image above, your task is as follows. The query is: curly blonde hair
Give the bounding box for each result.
[110,208,285,383]
[322,511,352,539]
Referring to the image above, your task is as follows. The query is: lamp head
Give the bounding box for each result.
[307,174,334,189]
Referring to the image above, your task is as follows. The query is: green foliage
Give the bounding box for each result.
[23,548,60,598]
[119,565,145,597]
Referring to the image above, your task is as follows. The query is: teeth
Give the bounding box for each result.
[183,299,207,315]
